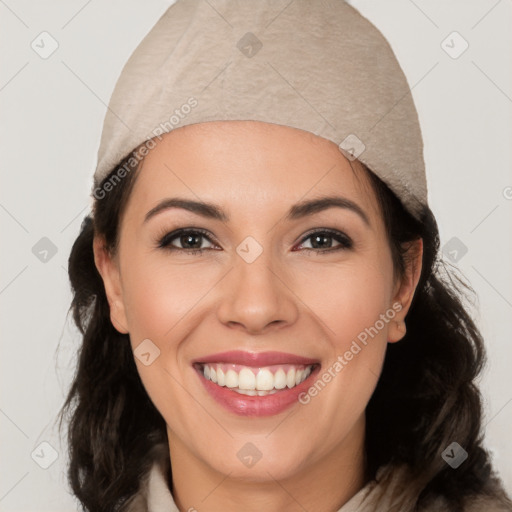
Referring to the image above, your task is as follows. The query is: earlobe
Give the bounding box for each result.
[388,316,406,343]
[388,238,423,343]
[92,235,129,334]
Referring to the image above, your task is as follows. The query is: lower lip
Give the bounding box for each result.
[194,365,320,417]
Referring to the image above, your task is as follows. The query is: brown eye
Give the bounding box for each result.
[296,229,353,253]
[157,228,216,254]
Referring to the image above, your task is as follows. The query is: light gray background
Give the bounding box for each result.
[1,1,511,510]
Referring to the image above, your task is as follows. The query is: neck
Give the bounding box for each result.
[166,415,367,512]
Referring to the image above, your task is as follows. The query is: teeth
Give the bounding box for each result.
[233,388,279,396]
[286,368,296,388]
[235,389,256,396]
[201,363,315,392]
[225,369,238,388]
[274,369,287,389]
[256,369,274,390]
[238,368,256,390]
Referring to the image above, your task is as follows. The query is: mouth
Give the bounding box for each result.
[192,351,321,416]
[193,362,318,396]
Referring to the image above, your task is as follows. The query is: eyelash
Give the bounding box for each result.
[155,227,353,255]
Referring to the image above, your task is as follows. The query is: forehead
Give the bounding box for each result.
[125,121,379,221]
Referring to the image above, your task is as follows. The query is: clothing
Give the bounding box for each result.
[124,443,512,512]
[93,0,427,221]
[137,461,374,512]
[125,450,378,512]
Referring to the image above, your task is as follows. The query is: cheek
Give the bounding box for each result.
[295,254,395,347]
[118,251,213,416]
[294,251,395,408]
[121,252,219,342]
[296,258,394,417]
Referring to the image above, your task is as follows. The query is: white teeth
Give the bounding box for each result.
[225,369,238,388]
[235,388,257,396]
[256,368,274,390]
[201,363,315,392]
[286,368,296,388]
[232,388,279,396]
[238,368,256,390]
[274,369,287,389]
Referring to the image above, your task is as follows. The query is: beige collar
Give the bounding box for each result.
[127,453,512,512]
[143,459,379,512]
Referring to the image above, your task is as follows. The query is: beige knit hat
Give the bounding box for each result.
[93,0,427,220]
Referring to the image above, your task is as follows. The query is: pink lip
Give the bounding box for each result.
[193,350,320,367]
[192,351,321,417]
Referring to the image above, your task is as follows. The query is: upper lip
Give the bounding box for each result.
[193,350,320,367]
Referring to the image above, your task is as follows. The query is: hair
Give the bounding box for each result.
[57,150,512,512]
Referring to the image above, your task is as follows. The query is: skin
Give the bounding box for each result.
[93,120,423,512]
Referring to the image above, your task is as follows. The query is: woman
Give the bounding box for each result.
[58,1,512,511]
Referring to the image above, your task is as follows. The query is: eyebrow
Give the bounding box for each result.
[144,195,370,226]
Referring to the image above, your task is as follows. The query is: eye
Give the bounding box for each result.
[295,229,353,254]
[156,228,218,254]
[155,227,353,255]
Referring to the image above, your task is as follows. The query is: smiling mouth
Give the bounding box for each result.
[193,362,320,396]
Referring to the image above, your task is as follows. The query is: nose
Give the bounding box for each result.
[216,250,299,335]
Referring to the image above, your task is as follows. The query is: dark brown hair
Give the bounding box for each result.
[57,151,512,511]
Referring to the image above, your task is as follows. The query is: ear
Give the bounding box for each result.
[92,234,129,334]
[388,238,423,343]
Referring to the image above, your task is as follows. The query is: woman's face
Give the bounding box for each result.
[94,120,421,483]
